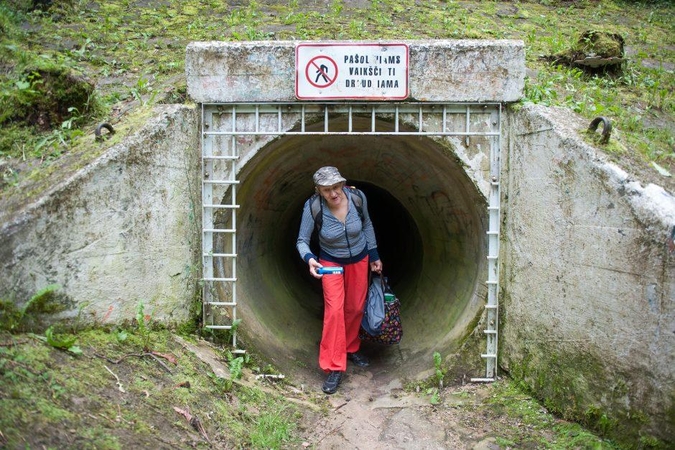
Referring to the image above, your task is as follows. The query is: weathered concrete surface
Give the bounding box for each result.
[0,105,201,324]
[186,40,525,103]
[501,104,675,445]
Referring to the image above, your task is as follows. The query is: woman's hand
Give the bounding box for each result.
[370,259,383,274]
[308,258,323,279]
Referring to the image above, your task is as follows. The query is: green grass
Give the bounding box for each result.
[0,0,673,183]
[1,325,622,448]
[0,327,303,448]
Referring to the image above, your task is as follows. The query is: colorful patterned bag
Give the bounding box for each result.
[359,277,402,345]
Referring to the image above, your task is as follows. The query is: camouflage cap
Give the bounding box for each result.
[313,166,346,186]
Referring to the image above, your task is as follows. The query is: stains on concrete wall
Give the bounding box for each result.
[0,105,201,327]
[502,104,675,445]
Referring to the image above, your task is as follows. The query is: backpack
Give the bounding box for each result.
[309,186,364,236]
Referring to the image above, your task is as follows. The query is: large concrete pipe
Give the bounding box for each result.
[226,116,488,378]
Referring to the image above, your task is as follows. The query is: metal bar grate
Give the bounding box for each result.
[201,103,242,350]
[201,102,502,375]
[472,104,502,382]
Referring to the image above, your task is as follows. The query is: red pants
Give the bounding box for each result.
[319,256,369,372]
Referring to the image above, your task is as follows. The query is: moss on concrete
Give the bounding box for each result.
[0,285,72,333]
[506,342,671,449]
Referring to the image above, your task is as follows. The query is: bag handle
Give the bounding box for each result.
[369,270,386,292]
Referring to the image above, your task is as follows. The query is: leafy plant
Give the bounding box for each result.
[524,76,559,106]
[115,330,128,343]
[227,349,249,380]
[41,326,82,355]
[428,387,440,405]
[0,284,62,331]
[433,351,444,389]
[228,355,244,380]
[135,301,152,351]
[218,318,242,346]
[129,75,157,105]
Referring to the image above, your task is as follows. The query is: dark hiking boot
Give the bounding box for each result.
[322,371,343,394]
[347,352,370,368]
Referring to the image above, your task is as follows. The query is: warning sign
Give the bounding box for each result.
[306,56,338,89]
[296,43,409,100]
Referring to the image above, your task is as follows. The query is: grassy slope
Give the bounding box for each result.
[0,327,623,449]
[0,328,309,449]
[0,0,673,195]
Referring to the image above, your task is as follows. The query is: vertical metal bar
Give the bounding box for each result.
[474,104,502,382]
[395,105,399,133]
[255,104,260,133]
[348,105,353,133]
[371,106,376,133]
[442,105,447,134]
[301,104,306,133]
[465,105,471,146]
[489,105,501,379]
[231,176,238,348]
[277,105,282,133]
[324,106,329,133]
[418,106,423,133]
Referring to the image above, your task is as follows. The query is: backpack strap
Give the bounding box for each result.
[310,193,323,236]
[346,186,364,222]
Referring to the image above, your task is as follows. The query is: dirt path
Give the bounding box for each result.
[181,337,578,449]
[299,367,501,450]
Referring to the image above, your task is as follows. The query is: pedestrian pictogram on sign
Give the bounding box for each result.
[306,56,338,88]
[296,43,409,100]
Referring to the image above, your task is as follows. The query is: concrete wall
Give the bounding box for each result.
[0,105,201,325]
[502,104,675,444]
[186,40,525,103]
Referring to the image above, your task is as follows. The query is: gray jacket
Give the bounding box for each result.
[296,187,380,264]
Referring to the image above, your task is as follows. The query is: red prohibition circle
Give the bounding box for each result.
[306,56,338,89]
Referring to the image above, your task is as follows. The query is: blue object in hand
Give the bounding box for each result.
[317,267,344,275]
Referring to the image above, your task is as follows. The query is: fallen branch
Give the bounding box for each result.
[147,352,174,374]
[150,351,177,365]
[0,339,29,347]
[104,365,126,393]
[92,350,175,374]
[255,374,286,381]
[173,406,210,443]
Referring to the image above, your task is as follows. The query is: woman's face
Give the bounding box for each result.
[317,182,345,206]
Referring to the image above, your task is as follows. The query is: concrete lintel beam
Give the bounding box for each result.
[185,40,525,103]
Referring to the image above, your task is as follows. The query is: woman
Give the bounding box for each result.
[296,166,383,394]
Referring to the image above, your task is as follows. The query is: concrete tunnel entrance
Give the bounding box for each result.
[187,40,520,382]
[211,111,492,380]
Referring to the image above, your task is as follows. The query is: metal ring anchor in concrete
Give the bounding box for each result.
[588,116,612,145]
[95,123,115,142]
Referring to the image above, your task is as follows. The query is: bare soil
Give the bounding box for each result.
[300,370,498,449]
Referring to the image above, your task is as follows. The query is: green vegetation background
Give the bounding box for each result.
[0,0,673,193]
